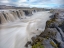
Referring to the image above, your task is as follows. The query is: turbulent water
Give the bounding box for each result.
[0,11,52,48]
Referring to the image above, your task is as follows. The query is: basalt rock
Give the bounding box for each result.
[45,13,64,29]
[59,21,64,32]
[40,28,57,39]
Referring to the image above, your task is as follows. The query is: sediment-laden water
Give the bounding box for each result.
[0,10,52,48]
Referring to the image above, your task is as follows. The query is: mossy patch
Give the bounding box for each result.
[45,18,56,28]
[50,41,58,48]
[32,37,45,48]
[32,42,44,48]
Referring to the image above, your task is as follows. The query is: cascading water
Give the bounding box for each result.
[0,10,52,48]
[10,11,20,19]
[2,11,15,22]
[0,12,7,24]
[0,10,26,24]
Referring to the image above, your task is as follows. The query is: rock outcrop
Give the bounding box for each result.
[26,12,64,48]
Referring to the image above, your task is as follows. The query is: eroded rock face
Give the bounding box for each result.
[40,28,57,39]
[23,10,32,16]
[59,22,64,32]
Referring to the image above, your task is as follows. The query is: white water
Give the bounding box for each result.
[0,11,52,48]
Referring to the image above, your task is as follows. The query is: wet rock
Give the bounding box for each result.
[54,13,59,19]
[45,18,56,28]
[25,41,32,47]
[31,28,59,48]
[45,17,64,29]
[40,28,57,39]
[43,38,57,48]
[50,41,58,48]
[54,19,64,26]
[60,42,64,48]
[59,22,64,32]
[31,27,64,48]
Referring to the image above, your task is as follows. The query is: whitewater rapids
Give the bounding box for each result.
[0,11,52,48]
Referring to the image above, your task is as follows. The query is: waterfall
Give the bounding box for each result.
[16,11,20,18]
[2,11,15,22]
[19,10,25,18]
[0,12,7,24]
[0,10,26,24]
[19,10,25,16]
[10,11,19,19]
[2,13,7,20]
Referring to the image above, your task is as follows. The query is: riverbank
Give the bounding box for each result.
[28,11,64,48]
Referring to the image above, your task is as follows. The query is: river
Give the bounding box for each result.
[0,11,52,48]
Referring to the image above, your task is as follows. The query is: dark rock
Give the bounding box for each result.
[59,22,64,32]
[40,28,57,39]
[25,41,31,47]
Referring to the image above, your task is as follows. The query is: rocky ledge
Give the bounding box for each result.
[25,12,64,48]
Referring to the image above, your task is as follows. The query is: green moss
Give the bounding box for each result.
[45,18,56,29]
[32,37,45,48]
[32,42,44,48]
[40,45,44,48]
[50,41,58,48]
